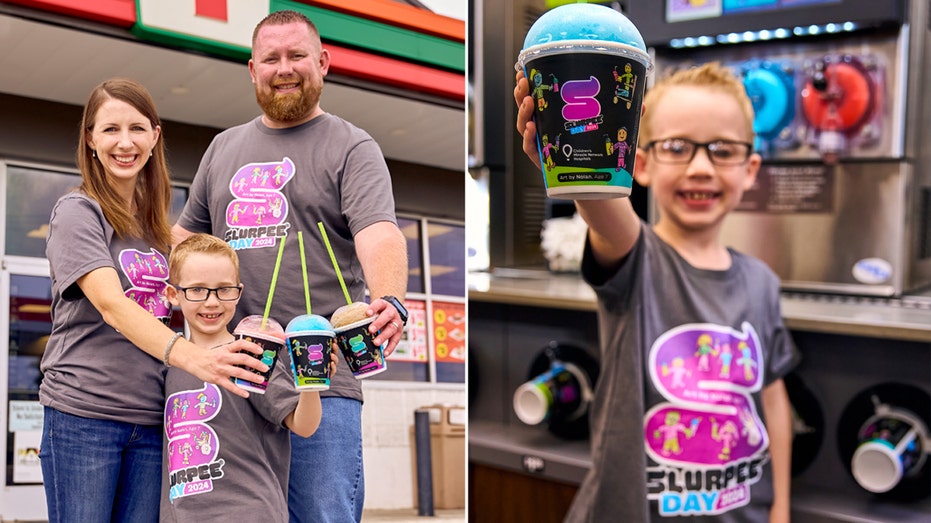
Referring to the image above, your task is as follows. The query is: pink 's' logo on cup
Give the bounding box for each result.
[561,76,602,122]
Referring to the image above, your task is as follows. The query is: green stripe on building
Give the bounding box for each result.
[272,0,464,72]
[130,24,252,63]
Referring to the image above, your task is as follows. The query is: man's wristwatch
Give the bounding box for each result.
[381,295,408,325]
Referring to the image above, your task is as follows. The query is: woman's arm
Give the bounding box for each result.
[78,266,268,399]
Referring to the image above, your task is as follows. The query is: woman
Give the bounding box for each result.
[39,78,266,522]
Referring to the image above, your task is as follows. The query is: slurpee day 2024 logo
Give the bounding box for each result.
[645,322,770,517]
[165,383,224,503]
[224,157,295,250]
[119,248,170,320]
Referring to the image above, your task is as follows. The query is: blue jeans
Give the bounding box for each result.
[289,397,364,523]
[39,407,162,523]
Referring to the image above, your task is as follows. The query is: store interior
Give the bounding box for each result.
[469,0,931,521]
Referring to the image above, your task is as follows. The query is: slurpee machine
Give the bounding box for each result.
[624,1,931,522]
[628,0,931,297]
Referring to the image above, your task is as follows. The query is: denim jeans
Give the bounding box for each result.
[39,407,162,523]
[289,397,364,523]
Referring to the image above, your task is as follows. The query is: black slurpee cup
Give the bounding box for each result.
[517,3,652,200]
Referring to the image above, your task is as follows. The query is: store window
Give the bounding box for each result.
[371,216,465,383]
[428,221,466,297]
[5,166,80,258]
[5,165,187,259]
[401,217,424,294]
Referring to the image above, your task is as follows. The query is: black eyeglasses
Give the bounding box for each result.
[175,285,243,302]
[643,138,753,166]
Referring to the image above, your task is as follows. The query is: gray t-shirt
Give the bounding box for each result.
[568,223,799,523]
[176,114,397,402]
[159,347,299,521]
[41,192,170,425]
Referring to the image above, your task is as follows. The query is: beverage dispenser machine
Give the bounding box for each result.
[628,0,931,298]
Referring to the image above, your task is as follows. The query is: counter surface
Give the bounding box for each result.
[469,270,931,342]
[469,270,931,522]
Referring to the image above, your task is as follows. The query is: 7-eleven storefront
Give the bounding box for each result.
[0,0,465,518]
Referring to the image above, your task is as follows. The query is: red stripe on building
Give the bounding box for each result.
[2,0,136,26]
[327,44,464,101]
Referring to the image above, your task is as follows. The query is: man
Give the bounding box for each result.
[172,10,408,522]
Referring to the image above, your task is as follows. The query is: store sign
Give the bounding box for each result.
[8,401,43,432]
[433,301,465,364]
[134,0,271,57]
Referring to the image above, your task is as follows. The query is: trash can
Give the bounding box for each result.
[411,404,466,509]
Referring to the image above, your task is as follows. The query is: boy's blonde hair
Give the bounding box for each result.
[639,62,756,145]
[169,234,240,284]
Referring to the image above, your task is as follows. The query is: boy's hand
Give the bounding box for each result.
[514,70,542,170]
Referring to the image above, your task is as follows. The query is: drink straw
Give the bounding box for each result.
[298,231,311,315]
[262,234,287,329]
[317,221,352,305]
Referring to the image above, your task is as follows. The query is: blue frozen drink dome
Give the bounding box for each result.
[286,314,334,332]
[523,3,646,52]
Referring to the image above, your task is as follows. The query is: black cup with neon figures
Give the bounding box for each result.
[517,3,652,200]
[332,302,388,379]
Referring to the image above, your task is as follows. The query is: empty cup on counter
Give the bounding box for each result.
[851,407,928,493]
[513,361,592,426]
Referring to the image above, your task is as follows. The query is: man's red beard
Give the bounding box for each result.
[255,81,321,122]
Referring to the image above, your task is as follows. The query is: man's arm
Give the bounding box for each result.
[171,223,196,248]
[354,220,408,355]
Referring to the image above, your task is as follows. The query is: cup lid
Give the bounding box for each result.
[522,3,647,53]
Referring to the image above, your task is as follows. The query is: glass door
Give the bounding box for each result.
[1,260,51,520]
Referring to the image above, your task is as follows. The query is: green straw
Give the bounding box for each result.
[317,221,352,305]
[262,234,287,329]
[298,231,311,315]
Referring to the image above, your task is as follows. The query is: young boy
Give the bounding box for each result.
[159,233,332,521]
[516,62,799,522]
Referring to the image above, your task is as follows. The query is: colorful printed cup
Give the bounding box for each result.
[517,3,652,200]
[334,317,388,379]
[286,330,334,391]
[851,412,927,493]
[231,329,284,395]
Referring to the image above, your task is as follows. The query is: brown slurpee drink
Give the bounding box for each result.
[332,302,388,379]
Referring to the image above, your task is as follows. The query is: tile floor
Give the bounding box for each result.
[362,508,465,522]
